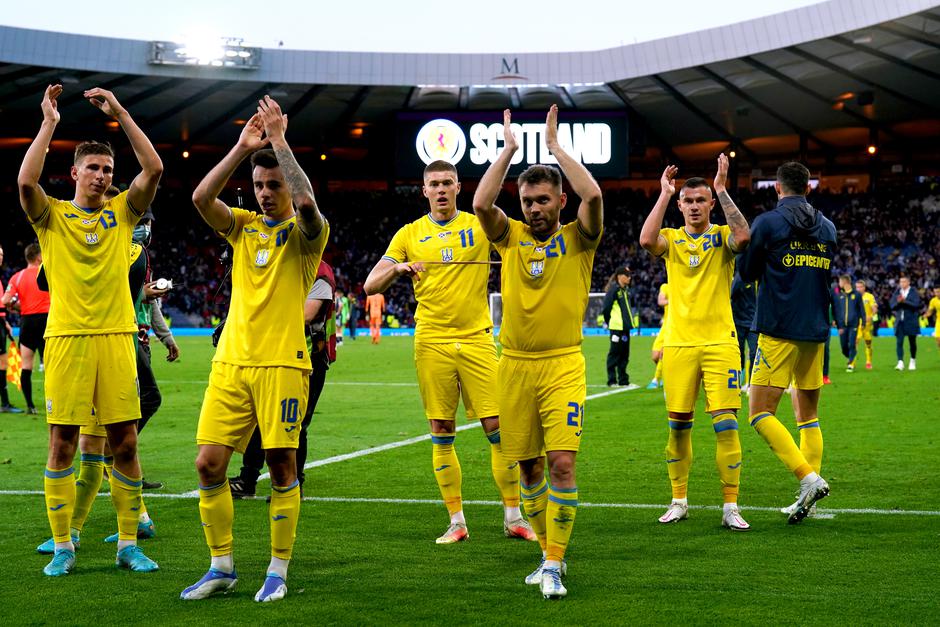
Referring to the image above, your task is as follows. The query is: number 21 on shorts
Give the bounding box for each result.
[567,402,584,437]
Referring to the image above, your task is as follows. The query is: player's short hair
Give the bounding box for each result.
[105,185,121,199]
[250,149,279,170]
[517,165,562,191]
[25,243,41,263]
[423,160,458,180]
[839,274,851,283]
[776,161,811,196]
[680,177,712,195]
[74,141,114,165]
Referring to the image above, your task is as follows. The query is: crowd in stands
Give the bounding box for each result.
[2,178,939,330]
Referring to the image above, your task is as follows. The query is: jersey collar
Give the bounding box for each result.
[683,223,713,240]
[69,200,103,214]
[426,211,459,227]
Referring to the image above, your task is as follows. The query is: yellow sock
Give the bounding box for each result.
[44,467,76,543]
[199,479,234,556]
[72,454,105,532]
[665,417,694,499]
[865,342,873,364]
[485,429,520,508]
[750,412,813,479]
[654,359,664,382]
[546,486,578,562]
[712,414,742,503]
[431,433,462,516]
[521,476,549,550]
[797,417,824,474]
[270,480,301,560]
[109,467,143,542]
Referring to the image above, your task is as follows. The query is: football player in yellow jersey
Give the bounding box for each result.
[647,283,669,389]
[928,287,940,353]
[182,96,328,603]
[855,279,878,368]
[364,160,534,545]
[18,85,163,577]
[472,106,603,600]
[639,156,752,532]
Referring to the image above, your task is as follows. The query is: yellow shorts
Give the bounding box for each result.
[197,362,310,453]
[44,334,140,427]
[750,334,824,390]
[497,351,585,460]
[859,325,873,342]
[652,330,665,352]
[662,344,741,413]
[414,340,498,421]
[80,410,107,438]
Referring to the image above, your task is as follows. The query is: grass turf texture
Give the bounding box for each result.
[0,335,937,624]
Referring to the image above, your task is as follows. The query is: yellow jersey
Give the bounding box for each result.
[29,192,141,337]
[659,224,736,347]
[659,283,670,326]
[214,208,328,369]
[861,291,876,325]
[928,297,940,320]
[493,219,601,356]
[384,211,493,343]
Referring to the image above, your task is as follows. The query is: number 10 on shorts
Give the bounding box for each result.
[280,398,300,423]
[567,402,584,437]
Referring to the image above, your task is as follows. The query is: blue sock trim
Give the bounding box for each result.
[668,420,694,430]
[110,467,143,488]
[485,429,501,444]
[521,481,549,499]
[749,412,772,426]
[80,454,106,463]
[104,456,114,464]
[548,494,579,507]
[272,479,300,493]
[713,418,739,433]
[797,421,820,430]
[550,485,579,494]
[44,467,75,479]
[431,435,456,445]
[199,480,227,491]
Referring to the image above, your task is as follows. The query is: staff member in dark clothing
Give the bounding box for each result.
[738,161,834,524]
[730,263,758,388]
[890,275,921,371]
[602,266,636,387]
[834,274,866,373]
[231,260,338,498]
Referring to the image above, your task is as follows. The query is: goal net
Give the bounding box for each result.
[488,292,609,329]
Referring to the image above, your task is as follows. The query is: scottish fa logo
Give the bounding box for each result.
[689,254,700,268]
[530,260,545,277]
[441,247,454,262]
[255,249,271,267]
[437,231,452,239]
[85,233,99,245]
[415,118,466,166]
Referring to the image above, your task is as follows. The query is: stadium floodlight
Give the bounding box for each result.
[149,38,260,70]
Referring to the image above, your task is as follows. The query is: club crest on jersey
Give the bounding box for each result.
[441,247,454,262]
[530,260,545,277]
[255,249,271,267]
[85,233,99,245]
[689,254,700,268]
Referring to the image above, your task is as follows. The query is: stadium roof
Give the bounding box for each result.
[0,0,938,171]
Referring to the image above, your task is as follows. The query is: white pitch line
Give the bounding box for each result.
[0,490,936,517]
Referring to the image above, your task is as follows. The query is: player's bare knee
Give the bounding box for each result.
[266,449,297,486]
[428,419,455,434]
[547,452,576,487]
[518,457,544,486]
[47,425,80,466]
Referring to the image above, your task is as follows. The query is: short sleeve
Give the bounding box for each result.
[576,221,603,250]
[492,218,520,254]
[720,224,735,261]
[383,225,410,264]
[223,207,257,245]
[307,278,332,301]
[659,228,674,259]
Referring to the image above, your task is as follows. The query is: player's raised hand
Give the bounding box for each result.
[396,261,427,282]
[502,109,519,153]
[714,153,729,193]
[545,104,559,150]
[41,84,63,124]
[661,165,678,196]
[236,112,270,151]
[257,95,288,141]
[85,87,127,119]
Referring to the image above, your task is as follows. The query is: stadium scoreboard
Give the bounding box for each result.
[396,111,628,178]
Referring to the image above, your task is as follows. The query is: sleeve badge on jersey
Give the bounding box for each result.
[689,254,700,268]
[441,247,454,262]
[255,249,271,267]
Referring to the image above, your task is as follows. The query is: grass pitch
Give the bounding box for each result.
[0,334,937,625]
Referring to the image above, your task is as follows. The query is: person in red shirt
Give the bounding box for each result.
[0,244,22,413]
[365,293,385,344]
[2,243,51,414]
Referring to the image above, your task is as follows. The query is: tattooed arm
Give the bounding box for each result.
[257,95,324,238]
[713,152,749,252]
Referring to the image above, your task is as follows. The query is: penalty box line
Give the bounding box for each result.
[0,490,938,517]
